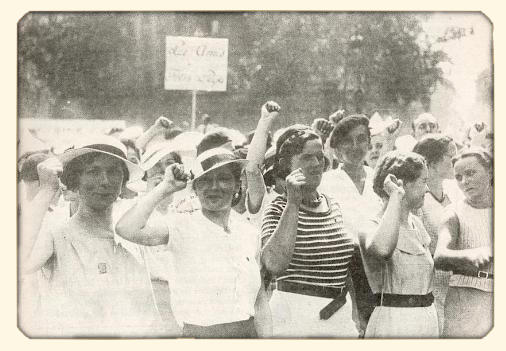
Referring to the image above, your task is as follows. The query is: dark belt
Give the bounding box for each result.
[453,269,494,279]
[277,281,348,320]
[374,292,434,308]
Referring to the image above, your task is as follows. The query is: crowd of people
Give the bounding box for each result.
[18,102,493,338]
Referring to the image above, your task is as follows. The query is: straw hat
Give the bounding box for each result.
[57,135,144,182]
[191,147,248,182]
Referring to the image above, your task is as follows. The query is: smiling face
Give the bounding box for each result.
[403,165,429,210]
[454,155,492,203]
[77,154,125,211]
[336,124,370,166]
[193,164,240,212]
[367,134,387,169]
[290,138,325,190]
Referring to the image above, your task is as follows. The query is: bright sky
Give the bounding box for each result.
[422,13,492,125]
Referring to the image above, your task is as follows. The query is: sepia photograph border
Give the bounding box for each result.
[5,0,504,349]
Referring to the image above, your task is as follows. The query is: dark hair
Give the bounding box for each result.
[274,124,321,179]
[329,114,371,149]
[452,147,493,185]
[413,134,454,166]
[373,150,427,199]
[196,129,233,156]
[19,152,50,182]
[262,154,276,188]
[61,152,129,191]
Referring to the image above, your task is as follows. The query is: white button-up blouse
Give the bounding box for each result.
[149,209,262,327]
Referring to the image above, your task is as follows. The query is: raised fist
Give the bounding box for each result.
[285,168,305,205]
[383,174,405,198]
[329,109,346,126]
[154,116,174,130]
[386,119,402,136]
[311,118,334,139]
[161,163,190,193]
[261,101,281,120]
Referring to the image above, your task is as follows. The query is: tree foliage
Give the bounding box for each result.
[18,12,450,125]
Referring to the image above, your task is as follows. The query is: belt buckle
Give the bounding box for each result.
[333,285,345,296]
[478,271,489,279]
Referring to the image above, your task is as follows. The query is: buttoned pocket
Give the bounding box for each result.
[396,234,426,256]
[390,233,434,294]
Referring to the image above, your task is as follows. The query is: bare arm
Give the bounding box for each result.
[361,175,405,260]
[135,116,173,153]
[19,158,62,275]
[245,101,280,214]
[261,169,304,275]
[254,283,272,337]
[434,208,492,273]
[115,163,189,246]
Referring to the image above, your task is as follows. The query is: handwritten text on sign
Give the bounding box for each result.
[165,36,228,91]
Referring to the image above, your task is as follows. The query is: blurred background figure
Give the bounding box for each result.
[464,121,493,152]
[366,112,401,169]
[196,113,218,134]
[412,133,457,334]
[395,112,439,152]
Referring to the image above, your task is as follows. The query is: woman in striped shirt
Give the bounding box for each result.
[261,125,357,337]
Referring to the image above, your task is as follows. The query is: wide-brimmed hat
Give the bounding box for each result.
[127,139,183,193]
[57,135,144,182]
[142,131,203,171]
[191,147,248,181]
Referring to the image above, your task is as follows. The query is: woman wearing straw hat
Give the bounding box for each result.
[19,136,164,337]
[115,142,271,338]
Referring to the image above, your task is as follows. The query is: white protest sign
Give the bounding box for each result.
[165,36,228,92]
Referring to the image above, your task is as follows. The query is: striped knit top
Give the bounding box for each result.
[261,195,354,288]
[448,200,493,292]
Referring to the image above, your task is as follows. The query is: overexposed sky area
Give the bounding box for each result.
[422,12,492,126]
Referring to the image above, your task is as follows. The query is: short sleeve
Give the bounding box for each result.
[260,197,285,248]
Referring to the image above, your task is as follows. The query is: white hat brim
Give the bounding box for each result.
[191,159,248,182]
[57,147,144,182]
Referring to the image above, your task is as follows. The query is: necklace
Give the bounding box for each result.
[302,193,324,208]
